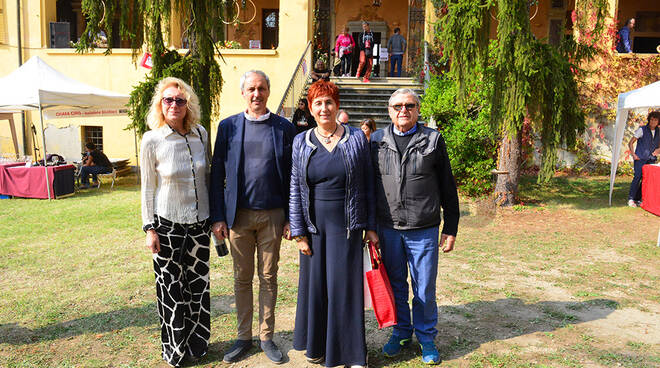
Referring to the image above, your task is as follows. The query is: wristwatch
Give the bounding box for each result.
[293,235,305,242]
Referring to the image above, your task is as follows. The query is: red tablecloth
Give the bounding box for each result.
[641,164,660,216]
[0,163,75,199]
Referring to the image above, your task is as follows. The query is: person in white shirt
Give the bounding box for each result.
[140,77,211,367]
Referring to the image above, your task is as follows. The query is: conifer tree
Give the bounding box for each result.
[438,0,607,205]
[76,0,231,135]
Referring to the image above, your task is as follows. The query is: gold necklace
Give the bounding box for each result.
[316,125,338,144]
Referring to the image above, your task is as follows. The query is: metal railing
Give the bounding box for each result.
[277,41,313,119]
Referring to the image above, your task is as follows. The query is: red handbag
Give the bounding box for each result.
[365,241,397,329]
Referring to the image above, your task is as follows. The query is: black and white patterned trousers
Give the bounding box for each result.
[153,215,211,367]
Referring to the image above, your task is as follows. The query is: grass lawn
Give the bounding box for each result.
[0,174,659,367]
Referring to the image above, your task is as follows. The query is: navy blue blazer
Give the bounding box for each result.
[209,112,296,228]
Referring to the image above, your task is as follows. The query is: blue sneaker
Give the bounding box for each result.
[419,341,440,365]
[382,334,412,357]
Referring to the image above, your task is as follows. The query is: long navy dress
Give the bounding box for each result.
[293,132,367,367]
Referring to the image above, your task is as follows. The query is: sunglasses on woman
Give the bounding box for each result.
[390,103,417,111]
[162,97,188,107]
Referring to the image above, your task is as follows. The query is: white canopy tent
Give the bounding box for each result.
[0,56,130,199]
[609,80,660,206]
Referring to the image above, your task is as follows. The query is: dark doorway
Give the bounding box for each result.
[56,0,77,43]
[262,9,279,49]
[350,31,382,77]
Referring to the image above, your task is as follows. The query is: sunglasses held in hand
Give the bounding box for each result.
[162,97,188,107]
[390,103,417,111]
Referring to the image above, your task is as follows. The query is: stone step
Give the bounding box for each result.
[323,76,422,129]
[342,109,389,117]
[339,93,398,99]
[341,104,389,109]
[346,120,391,127]
[340,89,424,96]
[331,76,422,86]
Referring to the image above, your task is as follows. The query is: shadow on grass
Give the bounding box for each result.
[205,331,296,366]
[0,294,234,345]
[518,175,630,210]
[367,298,618,367]
[0,297,619,366]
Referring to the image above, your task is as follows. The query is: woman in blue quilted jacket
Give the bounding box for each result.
[289,80,378,368]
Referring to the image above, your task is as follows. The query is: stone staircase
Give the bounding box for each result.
[331,76,424,129]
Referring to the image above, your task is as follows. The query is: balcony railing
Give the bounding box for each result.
[277,41,313,119]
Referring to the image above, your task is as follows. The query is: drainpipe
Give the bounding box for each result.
[17,0,26,155]
[424,41,437,129]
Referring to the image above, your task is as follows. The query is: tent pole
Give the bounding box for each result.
[8,115,19,158]
[37,101,52,200]
[17,0,27,156]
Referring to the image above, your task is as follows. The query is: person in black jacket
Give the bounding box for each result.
[356,21,374,83]
[292,98,316,134]
[289,80,378,368]
[370,88,460,365]
[79,142,112,188]
[627,110,660,207]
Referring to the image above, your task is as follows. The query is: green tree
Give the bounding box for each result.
[437,0,608,205]
[76,0,230,135]
[421,72,497,197]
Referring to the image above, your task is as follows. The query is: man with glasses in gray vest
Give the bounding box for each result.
[370,88,460,365]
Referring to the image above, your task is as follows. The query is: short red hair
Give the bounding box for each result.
[307,80,340,108]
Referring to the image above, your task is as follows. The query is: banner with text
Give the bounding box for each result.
[43,108,129,120]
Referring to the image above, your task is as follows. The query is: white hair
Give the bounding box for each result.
[388,88,420,106]
[240,70,270,91]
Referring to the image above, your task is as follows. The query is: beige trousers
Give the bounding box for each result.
[229,207,285,341]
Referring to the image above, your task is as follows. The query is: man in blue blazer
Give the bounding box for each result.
[209,70,296,364]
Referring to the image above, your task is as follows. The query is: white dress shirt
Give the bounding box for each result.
[141,123,210,227]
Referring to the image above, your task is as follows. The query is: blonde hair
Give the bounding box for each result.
[146,77,201,131]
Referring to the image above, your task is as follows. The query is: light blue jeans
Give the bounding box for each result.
[378,225,439,342]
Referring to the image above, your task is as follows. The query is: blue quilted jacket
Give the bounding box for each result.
[289,126,376,237]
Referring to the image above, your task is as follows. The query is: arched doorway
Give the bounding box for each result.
[315,0,425,77]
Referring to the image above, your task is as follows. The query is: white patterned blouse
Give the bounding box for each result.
[140,123,210,230]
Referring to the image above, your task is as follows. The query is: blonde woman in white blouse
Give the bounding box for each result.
[140,77,211,367]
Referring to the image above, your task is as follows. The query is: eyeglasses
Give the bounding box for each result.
[162,97,188,107]
[390,103,417,111]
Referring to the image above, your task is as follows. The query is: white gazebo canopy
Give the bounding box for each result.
[0,55,130,199]
[0,55,129,111]
[609,80,660,205]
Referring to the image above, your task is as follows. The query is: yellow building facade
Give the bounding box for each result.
[0,0,313,164]
[1,0,658,164]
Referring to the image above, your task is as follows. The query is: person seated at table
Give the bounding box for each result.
[628,110,660,207]
[79,142,113,189]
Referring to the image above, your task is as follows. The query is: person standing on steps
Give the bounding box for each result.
[387,27,407,77]
[356,21,374,83]
[335,26,356,77]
